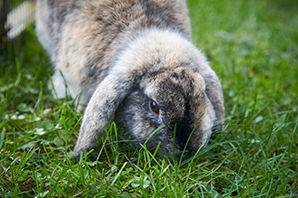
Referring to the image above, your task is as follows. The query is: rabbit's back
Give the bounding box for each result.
[36,0,192,90]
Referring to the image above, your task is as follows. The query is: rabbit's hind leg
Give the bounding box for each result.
[48,70,88,110]
[48,69,67,99]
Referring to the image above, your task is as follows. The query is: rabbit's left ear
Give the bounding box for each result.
[197,67,225,125]
[73,74,136,157]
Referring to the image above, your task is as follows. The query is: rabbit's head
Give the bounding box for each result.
[73,29,224,159]
[115,67,217,159]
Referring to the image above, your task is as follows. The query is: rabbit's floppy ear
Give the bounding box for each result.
[73,74,137,157]
[204,73,224,125]
[194,64,225,126]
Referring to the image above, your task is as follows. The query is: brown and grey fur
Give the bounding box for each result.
[36,0,224,159]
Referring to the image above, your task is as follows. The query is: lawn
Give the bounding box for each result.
[0,0,298,197]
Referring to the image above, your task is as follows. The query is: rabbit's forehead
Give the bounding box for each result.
[141,68,205,99]
[140,68,206,121]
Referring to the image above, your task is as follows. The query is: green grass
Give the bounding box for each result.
[1,0,298,197]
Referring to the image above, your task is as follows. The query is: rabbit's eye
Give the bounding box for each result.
[149,100,160,115]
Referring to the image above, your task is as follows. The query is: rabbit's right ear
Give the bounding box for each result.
[73,74,136,157]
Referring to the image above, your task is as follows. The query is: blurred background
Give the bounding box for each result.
[0,0,35,49]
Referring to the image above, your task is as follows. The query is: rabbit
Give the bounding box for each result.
[35,0,225,159]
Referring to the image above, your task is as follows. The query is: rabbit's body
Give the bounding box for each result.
[36,0,224,159]
[36,0,192,105]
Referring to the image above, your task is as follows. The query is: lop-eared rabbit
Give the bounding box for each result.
[36,0,224,159]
